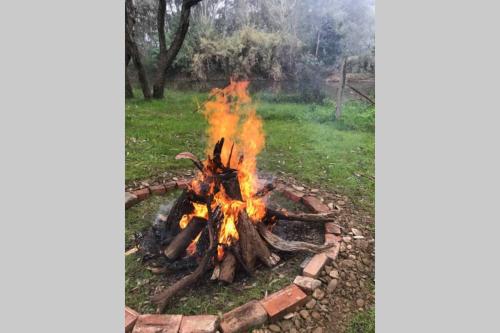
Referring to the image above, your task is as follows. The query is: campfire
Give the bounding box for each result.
[140,81,336,313]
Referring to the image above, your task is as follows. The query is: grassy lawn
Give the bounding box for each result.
[126,89,374,212]
[347,308,376,333]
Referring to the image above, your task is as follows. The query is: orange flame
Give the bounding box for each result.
[178,80,267,260]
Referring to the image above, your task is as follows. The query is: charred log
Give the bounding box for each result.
[265,208,337,224]
[254,182,276,198]
[152,205,222,313]
[257,223,332,253]
[164,190,194,243]
[195,226,210,257]
[164,217,206,260]
[220,171,243,201]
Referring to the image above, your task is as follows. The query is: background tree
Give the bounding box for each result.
[125,0,152,99]
[126,0,375,99]
[152,0,203,99]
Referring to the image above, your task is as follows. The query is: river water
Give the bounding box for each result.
[164,79,374,102]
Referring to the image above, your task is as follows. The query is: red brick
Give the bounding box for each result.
[150,184,166,195]
[164,181,177,191]
[281,188,304,202]
[303,253,330,278]
[324,233,337,246]
[220,300,268,333]
[125,307,140,333]
[301,196,330,213]
[179,315,219,333]
[125,192,139,209]
[132,314,183,333]
[325,222,342,235]
[176,179,190,189]
[260,284,309,320]
[293,276,322,293]
[323,235,341,261]
[132,188,150,201]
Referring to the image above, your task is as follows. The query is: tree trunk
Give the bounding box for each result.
[125,52,134,99]
[125,0,152,99]
[335,57,348,120]
[152,0,202,99]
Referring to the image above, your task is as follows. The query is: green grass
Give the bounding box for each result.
[346,308,375,333]
[126,89,374,212]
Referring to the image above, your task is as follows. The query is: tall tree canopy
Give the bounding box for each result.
[126,0,375,98]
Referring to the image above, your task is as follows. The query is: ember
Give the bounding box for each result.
[145,81,336,313]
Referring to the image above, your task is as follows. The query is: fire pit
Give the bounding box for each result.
[131,82,337,314]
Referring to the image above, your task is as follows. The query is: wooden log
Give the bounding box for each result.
[164,217,206,260]
[195,226,210,258]
[152,206,222,313]
[220,171,243,201]
[219,252,237,284]
[164,190,194,243]
[212,138,225,170]
[175,151,204,172]
[265,208,337,223]
[152,247,215,313]
[254,182,276,198]
[235,211,257,271]
[237,211,280,270]
[230,242,253,277]
[257,223,332,253]
[210,263,221,280]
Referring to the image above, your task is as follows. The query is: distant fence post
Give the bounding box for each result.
[335,57,348,121]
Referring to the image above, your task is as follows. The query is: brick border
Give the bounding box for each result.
[125,180,187,210]
[125,179,343,333]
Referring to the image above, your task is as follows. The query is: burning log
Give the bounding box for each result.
[257,223,332,253]
[195,227,210,257]
[220,170,243,201]
[164,190,194,243]
[237,210,280,271]
[164,217,206,260]
[254,182,276,198]
[219,251,237,284]
[152,206,223,313]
